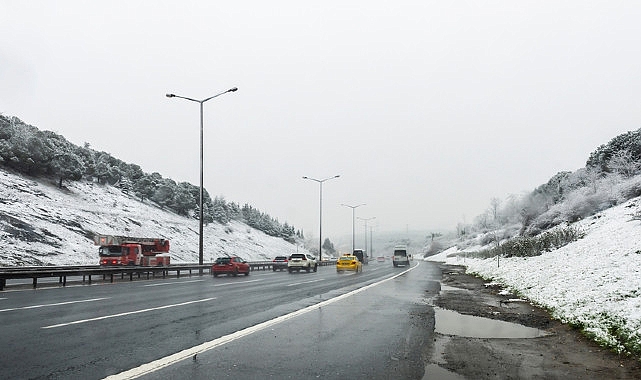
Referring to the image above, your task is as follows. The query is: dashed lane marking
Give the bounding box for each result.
[41,297,215,329]
[143,279,205,287]
[0,297,109,313]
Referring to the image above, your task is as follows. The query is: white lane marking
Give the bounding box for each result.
[104,263,420,380]
[286,278,324,287]
[0,297,109,313]
[143,279,204,287]
[42,298,215,329]
[0,297,7,300]
[211,279,261,287]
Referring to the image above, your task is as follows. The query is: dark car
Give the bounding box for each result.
[272,256,288,271]
[212,256,250,277]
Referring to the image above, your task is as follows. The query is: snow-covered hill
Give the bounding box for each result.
[0,169,305,266]
[427,197,641,356]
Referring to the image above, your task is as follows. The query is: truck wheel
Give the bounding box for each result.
[244,270,249,276]
[213,272,218,277]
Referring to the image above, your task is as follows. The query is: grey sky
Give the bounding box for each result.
[2,1,640,244]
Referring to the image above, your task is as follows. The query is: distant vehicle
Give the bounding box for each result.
[95,234,170,266]
[272,256,288,271]
[212,256,250,277]
[352,249,368,264]
[336,255,362,273]
[392,245,410,267]
[376,256,386,263]
[287,253,318,273]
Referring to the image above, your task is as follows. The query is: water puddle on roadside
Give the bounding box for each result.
[423,286,549,379]
[434,307,548,338]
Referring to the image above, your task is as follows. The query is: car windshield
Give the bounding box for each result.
[394,251,407,256]
[291,254,306,259]
[215,257,231,264]
[340,256,355,261]
[274,256,287,260]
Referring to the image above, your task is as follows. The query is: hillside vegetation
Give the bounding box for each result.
[432,127,641,256]
[0,114,301,242]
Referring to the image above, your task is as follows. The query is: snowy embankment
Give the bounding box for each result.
[0,169,303,266]
[427,197,641,355]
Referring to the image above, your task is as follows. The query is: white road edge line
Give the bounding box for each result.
[42,298,215,329]
[104,262,420,380]
[0,297,110,313]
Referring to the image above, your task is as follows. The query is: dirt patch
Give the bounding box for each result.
[430,264,641,380]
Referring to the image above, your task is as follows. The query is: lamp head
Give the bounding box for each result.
[166,94,175,98]
[228,87,238,92]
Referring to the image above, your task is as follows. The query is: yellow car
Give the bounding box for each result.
[336,255,362,273]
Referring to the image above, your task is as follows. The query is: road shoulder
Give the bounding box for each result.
[431,263,641,379]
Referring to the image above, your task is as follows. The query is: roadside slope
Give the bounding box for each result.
[428,196,641,356]
[0,169,301,266]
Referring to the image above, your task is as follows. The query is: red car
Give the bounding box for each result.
[212,256,250,277]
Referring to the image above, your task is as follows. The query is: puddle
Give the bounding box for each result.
[422,334,465,380]
[423,363,466,380]
[440,284,462,291]
[434,307,548,338]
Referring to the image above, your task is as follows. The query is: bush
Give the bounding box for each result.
[471,226,585,259]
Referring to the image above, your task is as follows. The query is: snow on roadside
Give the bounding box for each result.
[427,197,641,354]
[0,169,305,266]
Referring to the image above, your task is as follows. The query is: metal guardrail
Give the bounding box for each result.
[0,264,212,291]
[0,260,336,290]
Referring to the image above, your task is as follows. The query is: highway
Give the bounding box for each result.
[0,260,440,379]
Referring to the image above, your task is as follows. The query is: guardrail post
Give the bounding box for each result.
[32,278,37,289]
[0,278,5,291]
[129,272,133,281]
[110,274,114,283]
[177,270,180,278]
[62,276,66,287]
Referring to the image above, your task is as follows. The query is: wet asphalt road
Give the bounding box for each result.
[0,260,441,379]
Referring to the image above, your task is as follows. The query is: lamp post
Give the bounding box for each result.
[303,175,340,262]
[357,216,376,257]
[341,203,365,254]
[166,87,238,272]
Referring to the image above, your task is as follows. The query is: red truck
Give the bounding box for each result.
[94,234,170,266]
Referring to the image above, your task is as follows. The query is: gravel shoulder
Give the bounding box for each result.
[430,263,641,379]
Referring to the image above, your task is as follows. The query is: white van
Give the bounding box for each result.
[392,245,410,267]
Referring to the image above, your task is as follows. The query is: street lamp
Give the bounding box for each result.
[357,216,376,257]
[341,203,365,254]
[303,175,340,262]
[166,87,238,271]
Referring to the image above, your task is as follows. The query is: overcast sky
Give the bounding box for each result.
[2,1,641,245]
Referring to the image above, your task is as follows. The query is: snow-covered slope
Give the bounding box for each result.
[427,197,641,355]
[0,169,304,266]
